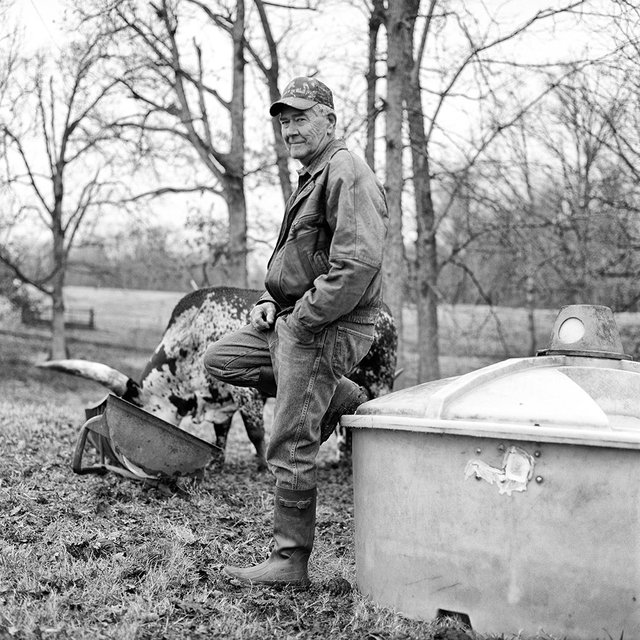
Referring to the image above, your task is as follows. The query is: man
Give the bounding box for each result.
[203,77,388,587]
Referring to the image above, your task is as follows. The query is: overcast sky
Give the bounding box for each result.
[13,0,64,51]
[5,0,621,260]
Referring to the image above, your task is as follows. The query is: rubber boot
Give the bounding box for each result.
[223,487,316,587]
[257,366,277,397]
[320,377,369,443]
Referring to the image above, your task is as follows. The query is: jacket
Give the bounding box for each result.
[260,138,388,341]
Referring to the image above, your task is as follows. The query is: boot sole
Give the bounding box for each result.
[223,566,310,589]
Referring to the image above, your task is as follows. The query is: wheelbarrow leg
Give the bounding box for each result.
[72,415,109,475]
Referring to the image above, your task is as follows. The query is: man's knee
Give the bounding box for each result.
[203,339,260,388]
[203,325,270,387]
[203,342,229,380]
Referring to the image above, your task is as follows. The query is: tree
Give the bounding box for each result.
[0,1,16,102]
[514,74,640,308]
[84,0,250,286]
[364,0,384,171]
[367,0,599,382]
[463,66,640,323]
[182,206,233,288]
[248,0,293,203]
[586,2,640,185]
[86,0,308,287]
[380,0,409,363]
[0,31,123,358]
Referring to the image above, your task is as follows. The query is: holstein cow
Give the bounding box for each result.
[41,287,398,468]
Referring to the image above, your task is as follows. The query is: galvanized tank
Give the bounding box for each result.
[343,305,640,638]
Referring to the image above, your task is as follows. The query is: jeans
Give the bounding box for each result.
[203,313,374,490]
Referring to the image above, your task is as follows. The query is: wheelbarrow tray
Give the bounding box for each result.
[74,394,217,478]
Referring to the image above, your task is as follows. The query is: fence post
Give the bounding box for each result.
[526,275,536,356]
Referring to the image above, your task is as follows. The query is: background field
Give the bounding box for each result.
[2,288,639,640]
[13,284,640,385]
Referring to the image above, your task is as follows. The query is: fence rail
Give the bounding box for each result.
[22,306,95,330]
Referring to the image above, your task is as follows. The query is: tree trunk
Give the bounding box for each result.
[526,274,536,356]
[50,205,67,359]
[414,183,440,382]
[227,0,248,287]
[382,0,408,369]
[225,172,248,287]
[272,120,292,204]
[253,0,292,204]
[262,46,291,204]
[50,277,67,359]
[365,0,384,171]
[404,0,440,382]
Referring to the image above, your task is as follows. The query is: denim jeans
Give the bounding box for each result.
[203,313,374,490]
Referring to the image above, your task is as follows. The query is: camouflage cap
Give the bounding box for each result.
[269,77,334,117]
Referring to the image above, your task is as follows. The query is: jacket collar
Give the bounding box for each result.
[297,138,347,180]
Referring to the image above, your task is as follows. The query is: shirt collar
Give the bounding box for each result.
[297,138,347,179]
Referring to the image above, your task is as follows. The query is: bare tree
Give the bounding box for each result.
[381,0,409,364]
[86,0,250,286]
[364,0,384,171]
[0,1,17,106]
[182,206,231,287]
[530,75,640,306]
[0,32,122,358]
[469,68,640,319]
[368,0,599,382]
[249,0,293,203]
[586,2,640,184]
[86,0,311,286]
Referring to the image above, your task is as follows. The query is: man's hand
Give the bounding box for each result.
[250,302,276,331]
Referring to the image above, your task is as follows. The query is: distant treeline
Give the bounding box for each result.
[53,230,640,312]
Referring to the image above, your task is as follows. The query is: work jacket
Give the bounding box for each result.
[260,138,388,342]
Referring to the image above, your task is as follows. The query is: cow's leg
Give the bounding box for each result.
[334,422,353,462]
[234,388,268,470]
[205,323,273,469]
[211,414,233,466]
[202,399,239,467]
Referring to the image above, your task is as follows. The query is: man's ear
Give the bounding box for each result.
[327,112,337,132]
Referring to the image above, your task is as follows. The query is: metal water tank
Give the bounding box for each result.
[343,305,640,638]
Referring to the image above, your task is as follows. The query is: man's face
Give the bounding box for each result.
[279,106,334,166]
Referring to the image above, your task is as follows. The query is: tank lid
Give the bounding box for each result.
[345,305,640,448]
[537,304,631,360]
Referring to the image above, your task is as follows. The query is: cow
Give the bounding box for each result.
[40,286,398,469]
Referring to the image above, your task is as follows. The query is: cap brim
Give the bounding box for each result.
[269,97,317,116]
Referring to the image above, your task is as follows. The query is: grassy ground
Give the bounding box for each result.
[3,290,640,639]
[0,333,479,640]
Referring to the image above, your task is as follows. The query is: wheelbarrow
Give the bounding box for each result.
[73,394,219,481]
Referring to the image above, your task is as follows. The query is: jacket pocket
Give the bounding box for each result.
[305,249,330,279]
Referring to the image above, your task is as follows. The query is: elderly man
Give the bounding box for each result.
[204,77,388,587]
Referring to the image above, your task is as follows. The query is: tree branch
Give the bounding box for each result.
[425,1,589,143]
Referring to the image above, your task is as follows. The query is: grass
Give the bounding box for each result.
[0,333,478,640]
[4,290,640,639]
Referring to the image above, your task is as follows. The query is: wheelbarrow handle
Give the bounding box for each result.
[72,415,109,475]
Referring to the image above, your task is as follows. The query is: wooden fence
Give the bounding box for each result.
[21,306,95,330]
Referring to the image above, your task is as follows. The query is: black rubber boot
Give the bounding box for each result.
[320,377,369,443]
[223,487,317,587]
[257,366,277,397]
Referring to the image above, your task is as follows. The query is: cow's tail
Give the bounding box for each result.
[37,359,139,399]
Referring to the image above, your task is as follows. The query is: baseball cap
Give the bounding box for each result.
[269,77,334,117]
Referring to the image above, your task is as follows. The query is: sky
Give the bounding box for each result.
[4,0,624,264]
[12,0,64,52]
